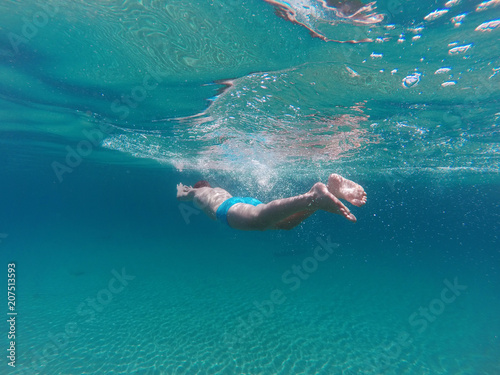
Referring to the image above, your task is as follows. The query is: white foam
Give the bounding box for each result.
[448,44,472,55]
[424,9,449,21]
[475,19,500,32]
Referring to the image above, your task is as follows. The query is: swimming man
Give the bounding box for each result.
[177,174,367,231]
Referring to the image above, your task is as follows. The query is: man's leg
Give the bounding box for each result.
[228,182,356,231]
[259,172,368,230]
[272,210,315,230]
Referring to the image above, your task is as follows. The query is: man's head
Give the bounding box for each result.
[193,180,211,189]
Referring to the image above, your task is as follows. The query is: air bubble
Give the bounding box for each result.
[402,73,421,88]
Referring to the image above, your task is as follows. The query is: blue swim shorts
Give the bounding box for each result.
[216,197,263,227]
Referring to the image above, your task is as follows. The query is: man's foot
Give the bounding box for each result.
[327,174,367,207]
[309,183,356,222]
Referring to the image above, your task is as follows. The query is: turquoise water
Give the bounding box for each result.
[1,0,499,374]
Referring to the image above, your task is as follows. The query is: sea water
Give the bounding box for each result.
[0,0,499,374]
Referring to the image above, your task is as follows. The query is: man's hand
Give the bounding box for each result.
[176,183,193,201]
